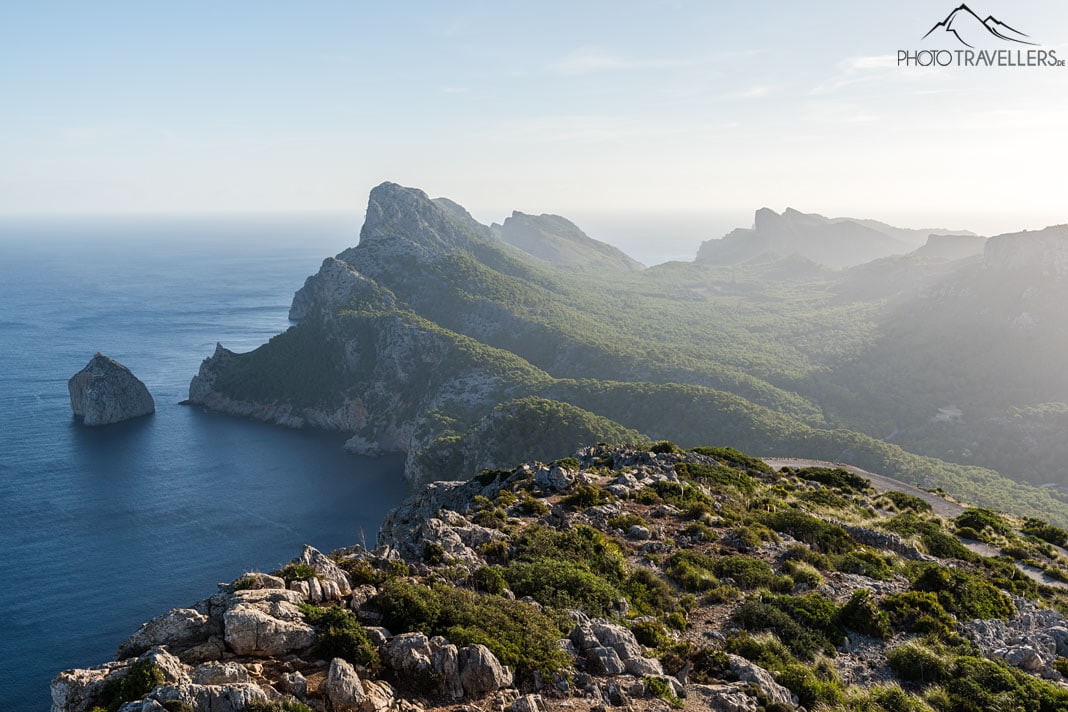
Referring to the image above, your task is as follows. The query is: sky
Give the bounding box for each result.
[3,1,1068,237]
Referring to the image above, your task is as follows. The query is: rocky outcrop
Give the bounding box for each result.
[289,257,394,322]
[68,353,155,426]
[984,225,1068,279]
[222,589,316,656]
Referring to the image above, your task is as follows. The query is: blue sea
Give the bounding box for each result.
[0,214,411,711]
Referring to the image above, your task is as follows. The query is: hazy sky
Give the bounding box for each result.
[3,1,1068,235]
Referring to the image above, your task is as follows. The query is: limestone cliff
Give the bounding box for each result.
[68,353,155,426]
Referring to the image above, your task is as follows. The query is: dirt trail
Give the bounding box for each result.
[761,457,964,518]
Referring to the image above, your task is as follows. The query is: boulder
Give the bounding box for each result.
[118,608,212,658]
[68,353,155,426]
[727,654,796,708]
[384,632,434,676]
[690,684,759,712]
[324,658,366,711]
[192,662,249,685]
[431,643,464,699]
[510,694,547,712]
[280,671,308,698]
[288,545,353,599]
[222,589,316,656]
[51,663,125,712]
[585,647,625,676]
[458,644,513,696]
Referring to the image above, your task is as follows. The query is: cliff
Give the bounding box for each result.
[68,353,155,426]
[51,445,1068,712]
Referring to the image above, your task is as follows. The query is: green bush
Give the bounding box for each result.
[910,564,1013,620]
[373,580,442,633]
[631,619,671,648]
[299,604,379,669]
[607,513,646,531]
[887,642,949,684]
[624,567,678,615]
[955,508,1011,536]
[503,559,621,615]
[689,446,773,474]
[510,524,626,581]
[675,461,755,494]
[760,510,853,554]
[732,592,842,659]
[276,563,317,584]
[832,548,895,580]
[650,441,681,454]
[471,566,508,594]
[513,490,549,516]
[561,484,612,510]
[1022,518,1068,547]
[643,675,683,707]
[881,591,955,637]
[777,660,844,708]
[882,514,973,560]
[781,559,823,587]
[370,580,570,681]
[794,467,871,493]
[712,555,777,590]
[96,660,165,712]
[549,457,581,470]
[880,491,933,514]
[837,590,890,639]
[665,550,719,592]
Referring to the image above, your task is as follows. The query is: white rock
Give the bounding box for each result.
[324,658,366,711]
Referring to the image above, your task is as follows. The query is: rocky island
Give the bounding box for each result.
[51,444,1068,712]
[68,353,155,426]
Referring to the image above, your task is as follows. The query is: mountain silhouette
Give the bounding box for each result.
[923,4,1036,48]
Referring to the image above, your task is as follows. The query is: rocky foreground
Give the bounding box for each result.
[53,445,1068,712]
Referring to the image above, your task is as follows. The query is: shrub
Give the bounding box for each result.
[372,580,570,682]
[665,550,719,592]
[887,642,949,684]
[650,441,681,454]
[561,484,612,510]
[607,513,646,531]
[675,462,755,494]
[624,568,678,615]
[910,563,1013,620]
[513,490,549,516]
[373,581,442,633]
[782,543,831,570]
[1022,518,1068,547]
[760,510,853,554]
[955,508,1011,537]
[880,491,933,514]
[838,590,890,639]
[503,559,622,615]
[687,646,733,684]
[299,604,378,669]
[832,548,895,580]
[794,467,870,493]
[639,481,713,509]
[882,514,973,560]
[643,675,683,707]
[781,559,823,588]
[232,576,256,591]
[471,566,507,594]
[549,457,581,470]
[777,660,844,708]
[712,555,777,590]
[881,591,955,637]
[276,563,317,584]
[423,542,446,565]
[96,660,165,712]
[474,468,511,486]
[631,619,671,648]
[732,592,842,659]
[683,521,718,542]
[510,524,626,581]
[336,558,387,586]
[690,446,773,474]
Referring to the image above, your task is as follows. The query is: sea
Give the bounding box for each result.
[0,214,411,711]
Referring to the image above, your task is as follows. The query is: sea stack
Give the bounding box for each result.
[68,353,155,426]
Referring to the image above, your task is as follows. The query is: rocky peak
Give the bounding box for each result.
[338,182,489,270]
[68,353,155,426]
[495,212,644,272]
